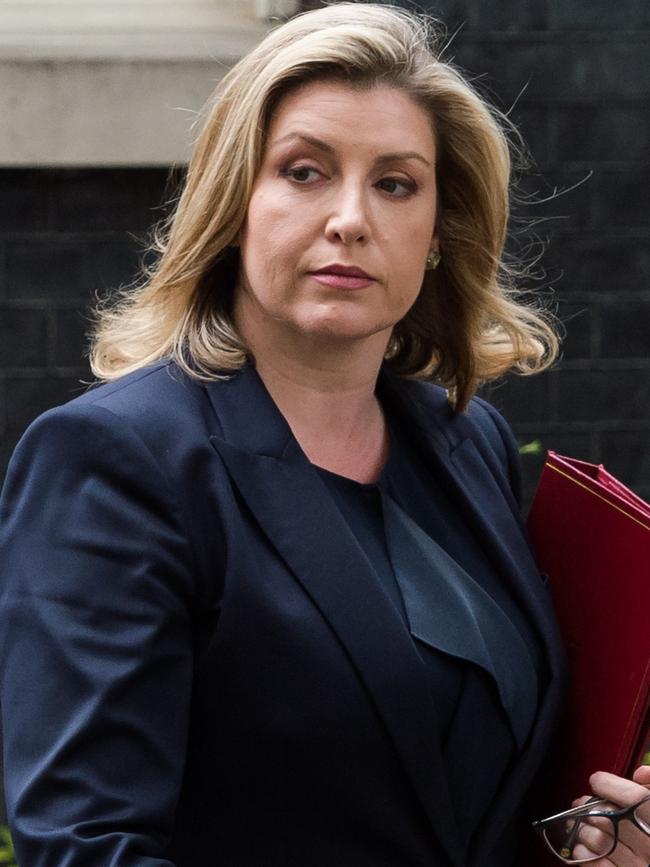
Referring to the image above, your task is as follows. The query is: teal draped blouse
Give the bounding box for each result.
[315,414,546,856]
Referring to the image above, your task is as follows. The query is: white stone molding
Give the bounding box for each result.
[0,1,300,60]
[0,0,300,165]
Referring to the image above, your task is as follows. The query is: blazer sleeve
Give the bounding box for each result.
[0,402,197,866]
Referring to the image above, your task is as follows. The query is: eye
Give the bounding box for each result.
[377,177,417,198]
[281,164,322,184]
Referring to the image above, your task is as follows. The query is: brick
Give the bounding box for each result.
[0,308,48,368]
[4,377,90,445]
[5,237,143,301]
[556,106,650,163]
[517,429,594,511]
[51,169,171,234]
[408,0,548,31]
[520,464,545,513]
[600,430,650,498]
[0,440,14,488]
[557,368,650,422]
[86,238,149,294]
[542,235,650,294]
[55,308,93,368]
[0,171,50,233]
[456,39,650,102]
[556,296,593,359]
[482,370,553,424]
[5,240,86,300]
[578,171,649,228]
[403,0,480,30]
[472,0,548,31]
[516,170,650,230]
[0,375,5,439]
[536,430,594,463]
[548,0,643,29]
[599,295,650,358]
[509,106,552,168]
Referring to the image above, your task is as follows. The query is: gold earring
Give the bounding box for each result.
[425,250,441,271]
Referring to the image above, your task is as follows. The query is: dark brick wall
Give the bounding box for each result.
[1,0,649,511]
[395,0,650,504]
[0,168,174,477]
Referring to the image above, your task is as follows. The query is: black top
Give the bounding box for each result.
[315,415,546,857]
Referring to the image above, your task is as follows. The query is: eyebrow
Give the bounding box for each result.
[269,132,432,168]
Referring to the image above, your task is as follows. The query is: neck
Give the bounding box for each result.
[236,315,392,483]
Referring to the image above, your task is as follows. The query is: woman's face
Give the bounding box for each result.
[234,80,438,354]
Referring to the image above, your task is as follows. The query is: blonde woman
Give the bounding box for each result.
[1,4,648,866]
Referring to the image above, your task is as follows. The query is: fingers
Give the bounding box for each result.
[615,822,650,865]
[573,794,599,808]
[573,829,645,867]
[617,821,650,856]
[571,814,616,859]
[565,771,650,865]
[632,765,650,786]
[590,771,650,807]
[575,773,650,865]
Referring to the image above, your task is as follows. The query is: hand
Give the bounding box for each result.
[571,767,650,867]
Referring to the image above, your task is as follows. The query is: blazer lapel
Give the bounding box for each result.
[416,432,567,861]
[377,371,567,862]
[205,364,464,866]
[377,371,565,678]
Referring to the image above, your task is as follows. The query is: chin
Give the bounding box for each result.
[296,317,394,345]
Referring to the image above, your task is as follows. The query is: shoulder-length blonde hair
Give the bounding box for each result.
[89,1,558,411]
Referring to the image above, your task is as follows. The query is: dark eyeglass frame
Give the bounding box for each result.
[532,789,650,864]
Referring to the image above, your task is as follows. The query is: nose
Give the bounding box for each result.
[324,182,371,246]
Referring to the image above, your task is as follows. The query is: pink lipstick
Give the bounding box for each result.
[309,263,376,290]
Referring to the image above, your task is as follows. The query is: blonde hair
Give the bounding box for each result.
[89,1,558,411]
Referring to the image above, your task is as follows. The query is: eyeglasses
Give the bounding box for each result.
[532,787,650,863]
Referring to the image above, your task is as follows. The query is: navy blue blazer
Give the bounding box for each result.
[0,359,565,867]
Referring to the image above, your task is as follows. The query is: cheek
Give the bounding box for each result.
[391,258,427,314]
[386,213,433,262]
[390,234,428,284]
[244,197,308,273]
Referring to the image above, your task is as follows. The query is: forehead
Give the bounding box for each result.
[266,80,436,159]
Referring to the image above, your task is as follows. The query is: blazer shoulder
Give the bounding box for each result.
[465,394,524,510]
[4,361,201,519]
[402,379,523,508]
[402,379,515,455]
[2,360,227,604]
[69,359,208,422]
[16,360,216,468]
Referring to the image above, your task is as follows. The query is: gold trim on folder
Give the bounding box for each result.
[546,462,650,534]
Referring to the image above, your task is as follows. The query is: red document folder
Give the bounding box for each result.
[527,451,650,813]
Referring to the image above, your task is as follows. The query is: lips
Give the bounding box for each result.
[308,263,376,289]
[310,264,374,280]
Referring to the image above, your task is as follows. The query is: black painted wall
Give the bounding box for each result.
[1,0,649,509]
[0,169,173,476]
[411,0,650,503]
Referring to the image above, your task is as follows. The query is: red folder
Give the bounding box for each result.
[527,451,650,814]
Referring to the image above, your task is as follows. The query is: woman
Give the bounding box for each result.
[0,4,648,866]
